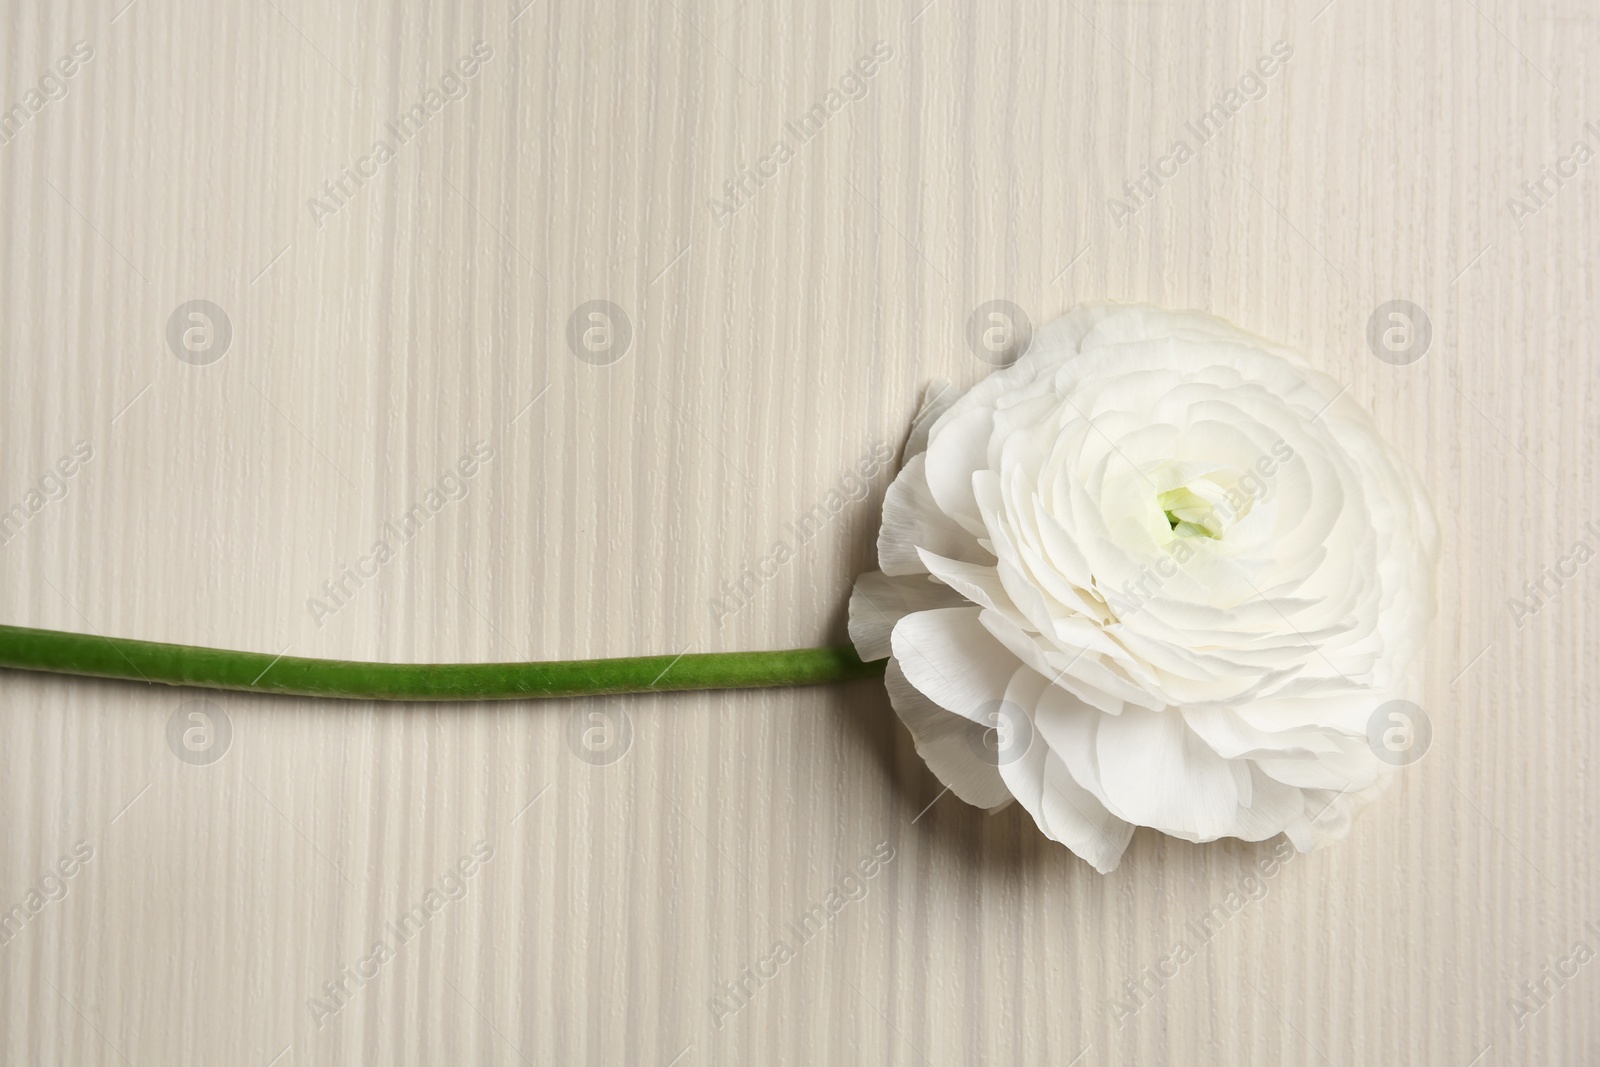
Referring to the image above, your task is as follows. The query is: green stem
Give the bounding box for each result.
[0,624,885,702]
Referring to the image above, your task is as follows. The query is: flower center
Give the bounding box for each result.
[1155,476,1248,540]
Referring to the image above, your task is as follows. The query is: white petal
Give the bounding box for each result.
[921,408,995,537]
[877,453,991,577]
[1090,706,1243,841]
[915,548,1015,614]
[882,658,1013,809]
[1181,705,1342,761]
[1222,766,1310,842]
[1254,740,1384,792]
[891,607,1022,720]
[994,667,1134,872]
[979,607,1163,714]
[848,571,969,662]
[1288,780,1390,851]
[904,379,958,459]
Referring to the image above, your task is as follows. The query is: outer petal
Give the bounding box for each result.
[877,454,992,577]
[994,666,1135,872]
[904,379,958,459]
[1057,701,1244,842]
[848,571,969,662]
[882,659,1013,809]
[891,607,1023,720]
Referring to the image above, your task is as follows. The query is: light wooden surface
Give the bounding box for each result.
[1,0,1595,1062]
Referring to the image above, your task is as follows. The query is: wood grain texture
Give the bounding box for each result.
[0,0,1595,1062]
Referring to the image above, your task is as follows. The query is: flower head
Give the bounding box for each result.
[850,303,1437,872]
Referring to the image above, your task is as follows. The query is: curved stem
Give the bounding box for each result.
[0,624,884,702]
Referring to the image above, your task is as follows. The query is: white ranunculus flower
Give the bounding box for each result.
[850,303,1437,872]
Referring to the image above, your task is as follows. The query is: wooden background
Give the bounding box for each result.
[0,0,1595,1062]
